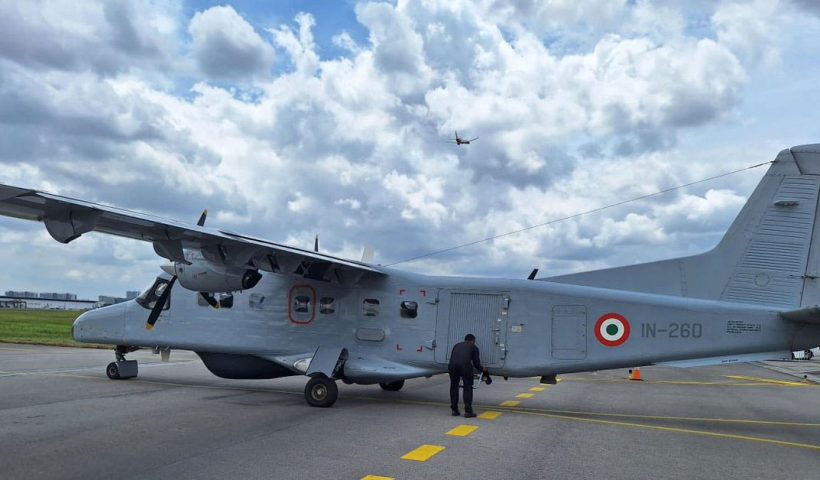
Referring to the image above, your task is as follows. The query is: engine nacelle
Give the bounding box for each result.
[170,260,262,293]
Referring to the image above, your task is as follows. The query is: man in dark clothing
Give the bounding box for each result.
[449,333,488,417]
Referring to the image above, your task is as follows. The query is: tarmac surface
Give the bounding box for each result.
[0,343,818,480]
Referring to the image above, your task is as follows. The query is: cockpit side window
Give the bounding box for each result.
[136,277,172,310]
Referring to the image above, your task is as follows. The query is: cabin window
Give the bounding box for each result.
[289,285,316,323]
[136,277,171,311]
[293,295,311,313]
[320,297,336,314]
[400,301,418,319]
[362,298,380,317]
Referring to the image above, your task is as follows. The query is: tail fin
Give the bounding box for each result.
[547,144,820,309]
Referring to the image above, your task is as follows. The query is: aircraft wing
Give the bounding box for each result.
[0,183,382,281]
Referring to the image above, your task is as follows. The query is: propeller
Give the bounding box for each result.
[145,276,177,330]
[199,292,219,308]
[145,209,217,331]
[314,234,319,252]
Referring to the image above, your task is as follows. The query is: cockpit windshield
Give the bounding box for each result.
[135,277,172,310]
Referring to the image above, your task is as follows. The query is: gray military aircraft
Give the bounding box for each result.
[1,144,820,407]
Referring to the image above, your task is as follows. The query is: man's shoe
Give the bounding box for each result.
[451,410,461,416]
[464,412,477,418]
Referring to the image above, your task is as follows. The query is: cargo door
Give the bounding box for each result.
[435,290,508,367]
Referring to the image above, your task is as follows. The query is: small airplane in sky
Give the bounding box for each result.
[446,130,478,145]
[0,144,819,408]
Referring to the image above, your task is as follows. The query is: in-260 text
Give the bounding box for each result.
[641,322,703,339]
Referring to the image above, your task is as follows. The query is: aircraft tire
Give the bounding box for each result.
[106,362,121,380]
[379,380,404,391]
[305,376,338,408]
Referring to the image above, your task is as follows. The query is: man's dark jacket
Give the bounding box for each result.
[449,341,482,372]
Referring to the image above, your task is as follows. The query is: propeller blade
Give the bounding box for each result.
[527,268,538,280]
[197,209,208,227]
[199,292,219,308]
[145,276,177,330]
[314,234,319,252]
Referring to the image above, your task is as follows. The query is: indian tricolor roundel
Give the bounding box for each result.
[594,313,630,347]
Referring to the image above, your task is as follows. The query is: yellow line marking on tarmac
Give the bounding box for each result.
[529,387,546,392]
[724,375,810,387]
[560,377,818,387]
[516,393,535,399]
[401,444,445,462]
[507,409,820,451]
[491,405,820,427]
[361,476,394,480]
[378,397,820,428]
[478,411,502,420]
[446,425,479,437]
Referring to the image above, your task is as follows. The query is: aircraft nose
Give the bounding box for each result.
[73,302,127,344]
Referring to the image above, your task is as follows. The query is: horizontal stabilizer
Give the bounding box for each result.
[780,306,820,325]
[656,351,792,368]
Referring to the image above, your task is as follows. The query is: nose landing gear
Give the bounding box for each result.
[107,345,140,380]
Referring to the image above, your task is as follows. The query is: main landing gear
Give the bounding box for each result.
[304,375,338,408]
[107,345,139,380]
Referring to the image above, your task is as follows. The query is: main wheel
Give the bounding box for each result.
[379,380,405,391]
[106,362,121,380]
[305,376,339,408]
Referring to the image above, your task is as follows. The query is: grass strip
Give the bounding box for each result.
[0,309,107,348]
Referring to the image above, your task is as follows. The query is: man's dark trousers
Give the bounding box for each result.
[449,365,474,413]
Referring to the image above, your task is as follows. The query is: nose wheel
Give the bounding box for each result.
[106,362,121,379]
[107,345,139,380]
[304,375,338,407]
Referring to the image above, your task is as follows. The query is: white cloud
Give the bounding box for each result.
[0,0,819,297]
[0,0,179,74]
[189,5,275,80]
[713,0,784,68]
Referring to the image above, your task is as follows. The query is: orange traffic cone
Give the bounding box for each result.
[629,368,643,381]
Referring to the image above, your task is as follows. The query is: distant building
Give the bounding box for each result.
[5,291,38,299]
[38,292,78,300]
[2,289,138,310]
[0,296,95,310]
[98,295,122,306]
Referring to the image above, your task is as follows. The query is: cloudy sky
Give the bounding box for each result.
[1,0,820,299]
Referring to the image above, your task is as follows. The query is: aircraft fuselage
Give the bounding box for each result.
[73,268,820,383]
